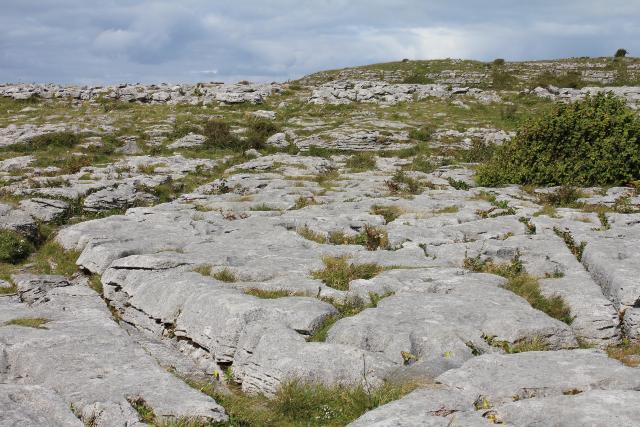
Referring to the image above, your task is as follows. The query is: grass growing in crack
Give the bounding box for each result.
[537,186,586,207]
[311,256,385,291]
[88,274,103,294]
[370,205,403,224]
[463,253,525,278]
[434,205,459,215]
[447,177,470,190]
[298,225,390,251]
[31,241,80,276]
[128,397,155,423]
[4,317,49,329]
[483,335,549,353]
[385,171,430,196]
[554,227,587,262]
[293,196,318,210]
[213,268,237,283]
[297,226,328,244]
[533,204,559,218]
[310,292,395,342]
[244,288,305,299]
[314,168,341,191]
[182,375,418,427]
[464,254,573,324]
[607,339,640,367]
[271,379,419,425]
[504,274,573,325]
[345,152,377,172]
[0,281,17,295]
[192,265,213,276]
[249,203,278,212]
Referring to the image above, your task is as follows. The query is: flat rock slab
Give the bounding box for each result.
[19,198,70,222]
[331,268,577,377]
[0,385,83,427]
[350,350,640,426]
[0,276,227,425]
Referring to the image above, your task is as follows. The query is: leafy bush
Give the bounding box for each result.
[491,69,517,90]
[409,126,435,142]
[311,256,384,290]
[537,186,585,207]
[402,73,433,84]
[15,132,81,152]
[531,71,586,89]
[203,119,237,149]
[244,118,280,150]
[615,48,628,58]
[0,230,33,264]
[477,93,640,186]
[345,152,377,172]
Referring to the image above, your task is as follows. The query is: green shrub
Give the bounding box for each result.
[202,119,237,149]
[244,118,280,150]
[311,256,385,290]
[0,230,33,264]
[15,132,81,152]
[615,48,628,58]
[454,140,496,163]
[477,93,640,187]
[537,186,585,207]
[409,126,435,142]
[371,205,403,224]
[345,152,377,172]
[491,69,517,90]
[402,73,433,84]
[531,71,586,89]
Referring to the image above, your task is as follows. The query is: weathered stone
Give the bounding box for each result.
[19,198,70,223]
[0,276,228,425]
[0,203,37,238]
[168,132,206,149]
[83,183,156,211]
[0,385,83,427]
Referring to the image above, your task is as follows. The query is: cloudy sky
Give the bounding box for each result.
[1,1,638,84]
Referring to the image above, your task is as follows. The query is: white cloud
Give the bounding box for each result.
[0,0,638,84]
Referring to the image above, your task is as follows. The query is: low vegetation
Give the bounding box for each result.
[4,317,49,329]
[608,339,640,367]
[310,292,393,342]
[385,171,432,196]
[311,256,385,291]
[183,375,418,427]
[483,335,549,353]
[370,205,403,224]
[0,229,33,263]
[298,225,390,251]
[213,268,238,283]
[345,152,377,172]
[244,288,305,299]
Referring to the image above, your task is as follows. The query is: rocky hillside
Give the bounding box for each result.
[1,57,640,426]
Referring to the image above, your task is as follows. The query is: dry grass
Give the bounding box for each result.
[311,256,385,291]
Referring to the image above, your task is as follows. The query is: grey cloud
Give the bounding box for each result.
[0,0,638,84]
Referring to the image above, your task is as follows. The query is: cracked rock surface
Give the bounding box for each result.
[1,56,640,425]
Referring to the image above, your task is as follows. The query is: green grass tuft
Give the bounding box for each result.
[4,317,49,329]
[311,256,385,291]
[213,268,237,283]
[370,205,403,224]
